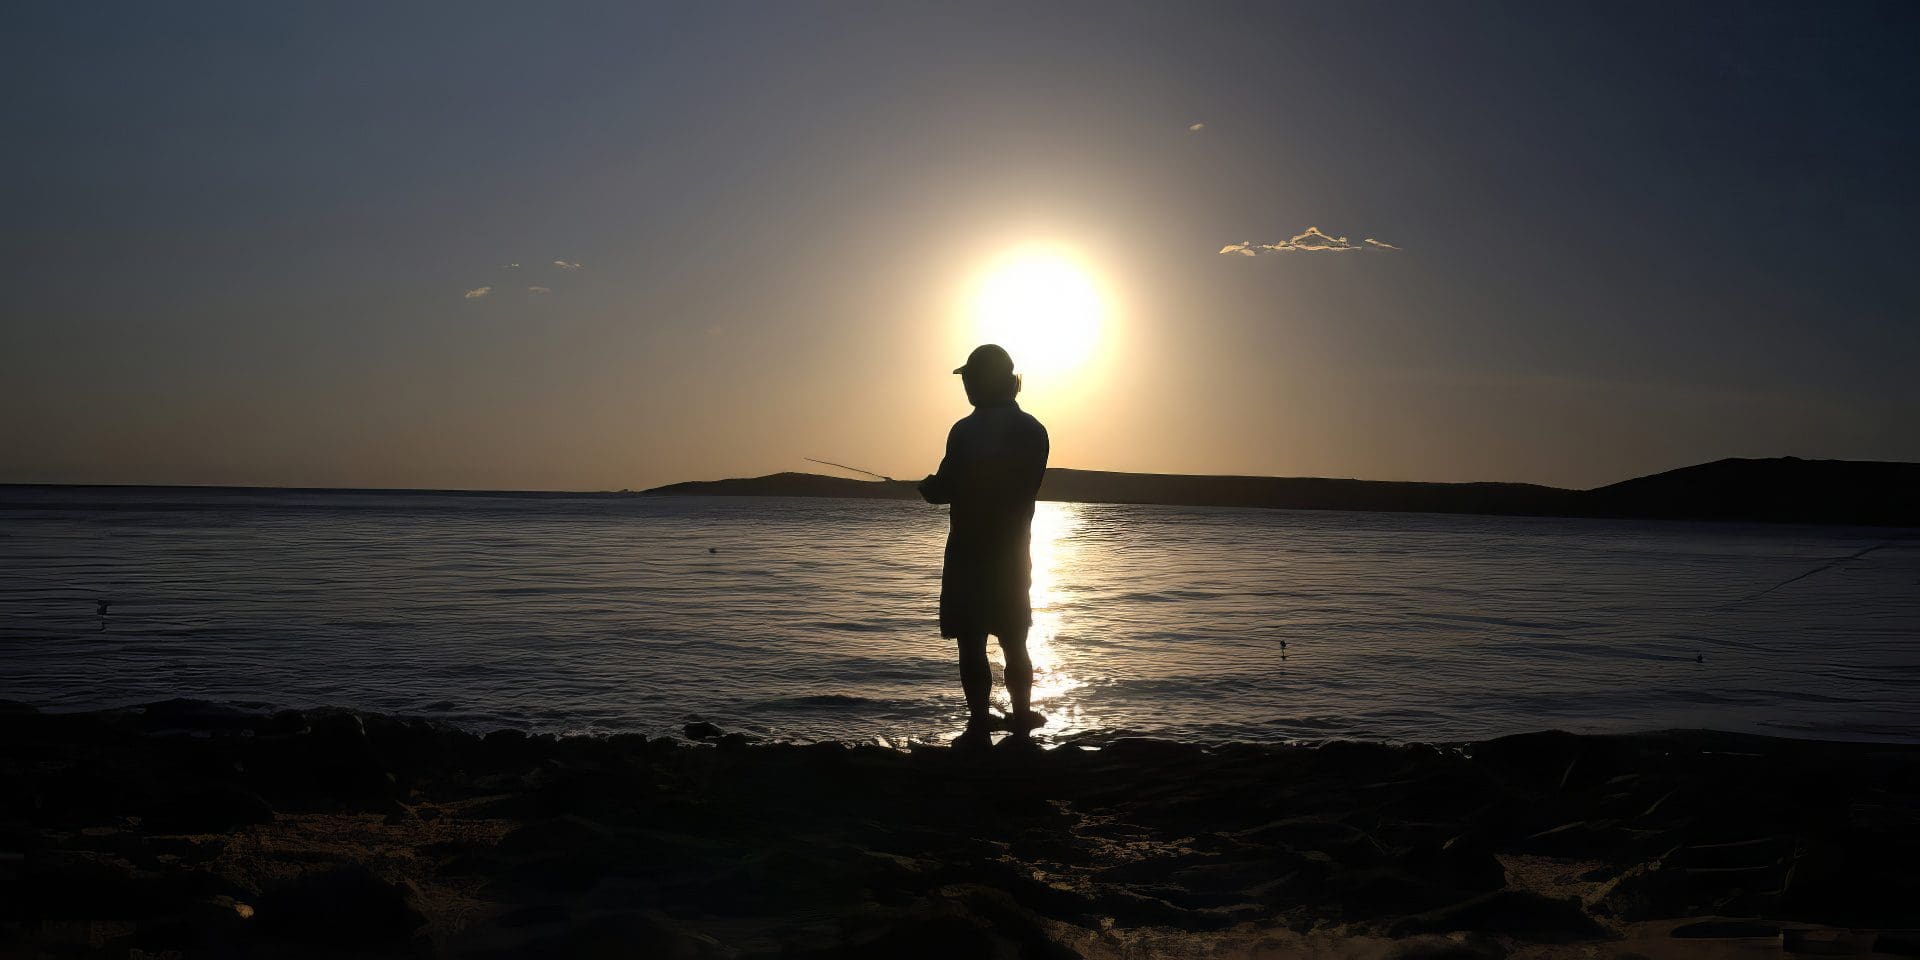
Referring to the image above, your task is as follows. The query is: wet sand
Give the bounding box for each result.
[3,700,1917,958]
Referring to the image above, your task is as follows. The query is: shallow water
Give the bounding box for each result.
[2,486,1916,744]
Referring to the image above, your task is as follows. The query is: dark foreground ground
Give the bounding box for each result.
[3,702,1917,959]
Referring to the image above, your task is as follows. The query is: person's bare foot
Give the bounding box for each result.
[950,727,992,751]
[994,729,1042,753]
[984,710,1047,731]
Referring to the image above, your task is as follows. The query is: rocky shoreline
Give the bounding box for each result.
[3,700,1917,958]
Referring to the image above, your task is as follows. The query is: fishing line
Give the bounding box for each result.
[1717,539,1897,609]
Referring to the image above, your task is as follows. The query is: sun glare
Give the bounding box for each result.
[967,250,1106,382]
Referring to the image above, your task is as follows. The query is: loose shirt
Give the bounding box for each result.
[922,401,1050,638]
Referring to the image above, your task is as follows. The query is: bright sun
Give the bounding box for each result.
[968,250,1105,381]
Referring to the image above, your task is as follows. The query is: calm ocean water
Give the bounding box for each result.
[2,486,1916,745]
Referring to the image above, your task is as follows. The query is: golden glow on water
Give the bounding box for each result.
[969,500,1094,740]
[1025,501,1086,706]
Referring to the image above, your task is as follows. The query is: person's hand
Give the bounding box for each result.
[918,474,947,504]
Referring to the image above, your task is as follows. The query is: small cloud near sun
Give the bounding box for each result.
[552,260,583,270]
[528,285,552,295]
[1220,227,1399,256]
[463,286,492,299]
[1188,122,1205,133]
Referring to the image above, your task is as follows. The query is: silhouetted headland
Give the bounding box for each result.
[645,457,1920,527]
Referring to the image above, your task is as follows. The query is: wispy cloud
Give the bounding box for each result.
[1220,227,1399,256]
[465,257,581,299]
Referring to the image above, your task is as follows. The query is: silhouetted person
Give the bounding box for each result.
[919,344,1050,741]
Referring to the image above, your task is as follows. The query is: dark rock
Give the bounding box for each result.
[128,895,255,954]
[1522,819,1641,858]
[1778,839,1920,927]
[1470,730,1583,785]
[1403,835,1506,893]
[1384,934,1509,960]
[139,699,260,734]
[254,863,425,947]
[489,814,684,890]
[1331,867,1463,918]
[258,709,311,737]
[142,784,274,834]
[486,910,731,959]
[1099,737,1192,762]
[1312,739,1408,773]
[785,895,1070,960]
[381,798,413,825]
[1875,931,1920,957]
[1670,920,1780,938]
[1595,860,1685,921]
[495,814,618,857]
[683,721,724,741]
[244,711,396,807]
[36,766,155,826]
[0,822,45,858]
[145,834,228,864]
[602,732,650,753]
[1889,761,1920,795]
[23,850,181,921]
[494,902,571,927]
[1389,890,1609,942]
[1599,853,1780,922]
[1781,928,1871,955]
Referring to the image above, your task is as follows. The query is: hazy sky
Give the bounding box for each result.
[5,2,1916,491]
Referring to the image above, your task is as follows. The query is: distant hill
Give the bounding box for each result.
[1034,469,1574,515]
[643,457,1920,527]
[1581,457,1920,526]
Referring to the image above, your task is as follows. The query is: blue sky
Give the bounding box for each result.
[5,1,1916,489]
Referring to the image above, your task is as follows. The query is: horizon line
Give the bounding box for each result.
[0,454,1895,499]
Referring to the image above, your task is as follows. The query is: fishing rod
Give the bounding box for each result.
[805,458,896,482]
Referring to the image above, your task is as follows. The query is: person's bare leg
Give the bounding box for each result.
[1000,628,1035,734]
[956,634,993,728]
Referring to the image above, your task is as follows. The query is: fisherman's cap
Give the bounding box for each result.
[953,343,1015,376]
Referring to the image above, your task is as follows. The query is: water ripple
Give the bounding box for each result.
[0,487,1916,743]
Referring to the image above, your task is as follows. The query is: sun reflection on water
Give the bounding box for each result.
[992,500,1094,739]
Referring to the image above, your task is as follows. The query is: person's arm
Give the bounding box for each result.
[1023,420,1050,498]
[919,423,960,504]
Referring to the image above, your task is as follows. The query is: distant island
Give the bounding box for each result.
[644,457,1920,527]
